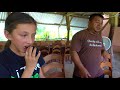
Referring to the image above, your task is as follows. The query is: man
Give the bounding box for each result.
[70,14,111,78]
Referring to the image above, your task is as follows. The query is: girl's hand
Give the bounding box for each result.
[25,46,41,70]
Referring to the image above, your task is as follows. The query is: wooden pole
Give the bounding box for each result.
[108,13,119,42]
[66,14,70,46]
[108,13,119,61]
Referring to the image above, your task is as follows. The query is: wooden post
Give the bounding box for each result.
[108,13,119,63]
[66,14,70,46]
[108,13,119,42]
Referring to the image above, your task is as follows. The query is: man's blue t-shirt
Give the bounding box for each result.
[0,48,45,78]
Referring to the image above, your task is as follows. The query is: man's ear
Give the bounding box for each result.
[4,30,12,40]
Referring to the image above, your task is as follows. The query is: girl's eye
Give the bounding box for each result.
[32,34,36,38]
[32,34,36,37]
[21,35,27,37]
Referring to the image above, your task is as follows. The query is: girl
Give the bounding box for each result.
[0,12,45,78]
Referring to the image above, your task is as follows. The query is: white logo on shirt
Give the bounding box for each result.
[87,39,102,47]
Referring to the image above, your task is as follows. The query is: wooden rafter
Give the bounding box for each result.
[37,22,86,28]
[101,20,109,31]
[58,15,65,29]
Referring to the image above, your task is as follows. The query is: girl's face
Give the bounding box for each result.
[7,23,36,56]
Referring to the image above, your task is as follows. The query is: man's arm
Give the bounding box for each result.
[70,51,91,78]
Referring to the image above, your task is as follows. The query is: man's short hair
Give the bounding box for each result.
[89,13,104,21]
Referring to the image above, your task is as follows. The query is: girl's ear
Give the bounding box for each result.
[4,30,12,40]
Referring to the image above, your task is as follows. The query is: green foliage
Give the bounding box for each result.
[0,37,5,41]
[35,27,47,41]
[35,25,76,41]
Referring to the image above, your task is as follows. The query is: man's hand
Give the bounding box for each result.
[79,68,91,78]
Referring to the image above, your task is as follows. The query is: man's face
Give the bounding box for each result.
[89,16,103,32]
[9,23,36,56]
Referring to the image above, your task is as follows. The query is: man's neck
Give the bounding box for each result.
[87,28,100,35]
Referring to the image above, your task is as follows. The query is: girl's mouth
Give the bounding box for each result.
[24,46,30,52]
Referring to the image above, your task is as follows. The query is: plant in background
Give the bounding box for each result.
[35,26,46,41]
[43,31,49,40]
